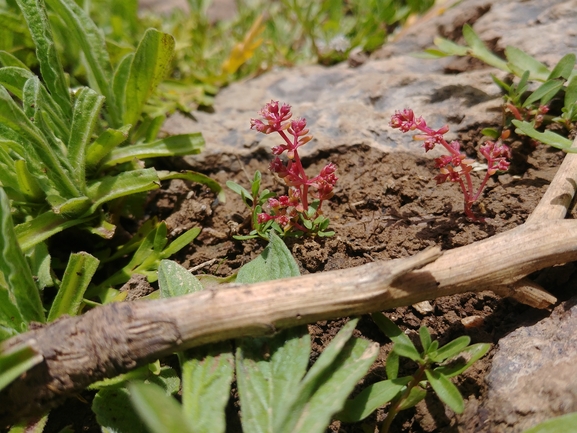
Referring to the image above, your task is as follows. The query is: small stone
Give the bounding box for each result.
[461,315,484,328]
[413,300,434,315]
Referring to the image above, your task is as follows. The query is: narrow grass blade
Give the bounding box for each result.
[277,320,379,433]
[0,188,45,324]
[129,382,195,433]
[67,87,104,189]
[85,124,131,170]
[159,170,225,203]
[123,29,175,126]
[0,340,42,391]
[15,210,91,252]
[15,0,71,116]
[181,343,234,433]
[424,369,464,413]
[44,0,115,122]
[160,227,201,259]
[85,167,160,214]
[47,252,99,321]
[158,259,204,298]
[337,377,412,422]
[101,133,205,168]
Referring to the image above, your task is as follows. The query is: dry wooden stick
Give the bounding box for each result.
[2,139,577,425]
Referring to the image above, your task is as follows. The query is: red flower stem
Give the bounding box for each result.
[278,129,310,210]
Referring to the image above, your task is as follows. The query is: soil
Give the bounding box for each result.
[43,130,577,433]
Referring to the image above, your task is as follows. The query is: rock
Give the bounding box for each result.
[474,296,577,432]
[165,0,577,170]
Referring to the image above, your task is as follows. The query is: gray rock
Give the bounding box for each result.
[479,296,577,432]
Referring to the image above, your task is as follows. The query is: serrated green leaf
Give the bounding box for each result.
[435,343,491,378]
[522,413,577,433]
[0,187,44,324]
[0,340,42,391]
[372,313,421,362]
[86,167,160,214]
[425,369,464,413]
[505,46,550,81]
[512,120,573,150]
[548,53,576,80]
[337,377,411,422]
[428,335,470,363]
[123,29,175,126]
[102,133,205,168]
[47,252,99,321]
[129,382,195,433]
[68,87,105,189]
[158,259,204,298]
[15,0,71,116]
[181,343,234,433]
[276,320,379,433]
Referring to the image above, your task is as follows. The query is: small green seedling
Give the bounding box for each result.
[338,313,490,432]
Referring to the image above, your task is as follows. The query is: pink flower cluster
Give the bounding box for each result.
[251,101,337,232]
[390,108,511,221]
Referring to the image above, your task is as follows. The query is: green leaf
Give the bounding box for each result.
[385,350,399,380]
[397,385,427,410]
[462,24,508,71]
[102,133,205,168]
[14,159,44,201]
[0,187,45,324]
[67,87,105,189]
[85,124,131,170]
[564,75,577,110]
[158,259,204,298]
[419,326,432,353]
[15,210,91,252]
[522,79,565,108]
[435,343,491,378]
[372,313,421,362]
[93,387,147,433]
[428,335,470,363]
[47,252,99,321]
[0,66,34,99]
[85,167,160,214]
[123,29,175,126]
[236,232,300,283]
[432,36,468,56]
[44,0,115,122]
[425,369,464,413]
[226,180,252,203]
[158,170,225,204]
[129,381,195,433]
[512,120,573,151]
[111,53,133,125]
[0,340,42,392]
[160,227,201,259]
[251,170,261,199]
[181,343,234,433]
[0,51,30,70]
[337,377,412,422]
[276,320,379,433]
[522,413,577,433]
[547,53,576,80]
[24,241,53,291]
[15,0,71,116]
[505,46,550,81]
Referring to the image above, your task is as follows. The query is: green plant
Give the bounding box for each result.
[337,313,490,432]
[521,412,577,433]
[228,101,337,239]
[423,24,577,152]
